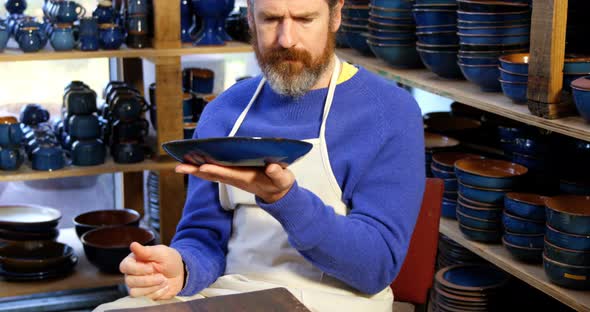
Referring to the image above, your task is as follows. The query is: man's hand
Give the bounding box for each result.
[176,163,295,204]
[119,243,185,300]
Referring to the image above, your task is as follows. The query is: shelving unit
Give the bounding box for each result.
[440,219,590,312]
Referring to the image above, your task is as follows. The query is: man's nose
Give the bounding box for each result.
[277,19,296,49]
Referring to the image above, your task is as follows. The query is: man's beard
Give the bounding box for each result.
[251,26,336,98]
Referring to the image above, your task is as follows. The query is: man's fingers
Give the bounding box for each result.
[128,282,167,298]
[265,164,294,189]
[146,284,171,300]
[130,242,158,262]
[119,255,154,275]
[125,274,166,288]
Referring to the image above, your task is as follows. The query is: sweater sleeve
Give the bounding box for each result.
[256,90,426,294]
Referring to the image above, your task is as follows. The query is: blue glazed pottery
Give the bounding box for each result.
[346,31,373,56]
[499,67,528,83]
[502,237,542,263]
[5,0,26,15]
[458,223,502,243]
[458,33,530,45]
[365,35,415,45]
[444,178,458,192]
[191,0,230,46]
[416,24,457,33]
[456,210,501,230]
[343,17,369,27]
[20,104,49,126]
[368,27,416,39]
[54,0,86,23]
[367,41,423,69]
[502,210,545,234]
[543,254,590,290]
[458,24,530,36]
[457,10,531,23]
[546,223,590,251]
[458,63,502,92]
[504,192,546,221]
[342,6,370,19]
[441,198,457,219]
[443,190,458,201]
[416,31,458,45]
[458,193,502,209]
[499,79,528,103]
[0,117,24,146]
[71,139,105,166]
[413,9,457,26]
[565,56,590,74]
[503,230,544,248]
[0,147,24,170]
[571,76,590,122]
[111,142,144,163]
[369,14,415,26]
[98,23,125,50]
[16,27,45,53]
[563,73,589,92]
[371,0,414,10]
[457,0,529,12]
[455,158,527,189]
[93,1,117,24]
[370,7,413,19]
[436,264,509,292]
[458,54,499,65]
[430,163,456,179]
[68,114,100,140]
[50,24,76,51]
[432,152,484,172]
[544,239,590,266]
[31,145,66,171]
[0,23,9,52]
[457,197,503,220]
[545,195,590,236]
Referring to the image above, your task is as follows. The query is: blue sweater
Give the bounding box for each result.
[171,67,425,296]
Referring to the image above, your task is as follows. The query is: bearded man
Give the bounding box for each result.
[95,0,425,311]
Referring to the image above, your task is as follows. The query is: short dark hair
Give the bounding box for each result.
[248,0,338,10]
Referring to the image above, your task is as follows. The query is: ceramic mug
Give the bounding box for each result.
[93,0,117,24]
[50,23,76,51]
[0,116,23,147]
[111,119,149,142]
[111,142,145,163]
[65,88,98,115]
[0,146,24,170]
[20,104,50,126]
[98,23,125,50]
[71,138,106,166]
[68,114,101,139]
[31,145,66,171]
[54,0,86,23]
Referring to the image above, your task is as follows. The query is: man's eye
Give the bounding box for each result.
[297,18,313,23]
[265,17,280,22]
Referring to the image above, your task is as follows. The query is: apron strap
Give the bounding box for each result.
[228,77,267,137]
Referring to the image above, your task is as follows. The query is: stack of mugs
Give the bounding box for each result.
[20,104,66,171]
[100,81,150,163]
[181,67,215,139]
[122,0,152,49]
[0,115,24,171]
[42,0,87,51]
[92,0,125,50]
[59,81,106,167]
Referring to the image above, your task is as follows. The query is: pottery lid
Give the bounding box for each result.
[571,76,590,90]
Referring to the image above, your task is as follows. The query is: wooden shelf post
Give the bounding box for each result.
[527,0,573,119]
[152,0,182,49]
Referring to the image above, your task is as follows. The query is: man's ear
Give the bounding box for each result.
[247,2,254,31]
[331,0,345,33]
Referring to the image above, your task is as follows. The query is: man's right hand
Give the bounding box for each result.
[119,242,185,300]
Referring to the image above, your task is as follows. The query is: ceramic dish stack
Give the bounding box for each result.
[414,0,462,78]
[0,204,61,243]
[431,152,484,219]
[340,3,371,54]
[147,171,160,232]
[437,234,484,269]
[502,192,546,263]
[0,240,78,281]
[543,195,590,290]
[424,131,459,178]
[457,0,531,92]
[498,53,529,103]
[367,0,422,68]
[454,158,528,243]
[431,264,510,312]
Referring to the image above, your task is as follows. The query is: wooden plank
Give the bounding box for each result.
[157,170,185,245]
[0,156,177,182]
[527,0,570,119]
[337,49,590,142]
[123,172,145,218]
[0,228,124,298]
[153,56,183,156]
[152,0,181,49]
[440,218,590,312]
[0,42,252,63]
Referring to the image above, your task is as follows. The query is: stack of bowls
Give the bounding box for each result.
[437,234,485,269]
[0,204,61,243]
[431,152,484,218]
[73,209,141,239]
[367,0,422,68]
[571,76,590,123]
[0,241,78,281]
[454,158,528,243]
[502,192,546,263]
[563,56,590,94]
[498,53,529,103]
[413,0,462,78]
[424,131,459,178]
[341,3,372,55]
[457,0,531,92]
[543,195,590,289]
[431,264,510,312]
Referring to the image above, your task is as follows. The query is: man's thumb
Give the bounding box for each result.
[130,242,156,262]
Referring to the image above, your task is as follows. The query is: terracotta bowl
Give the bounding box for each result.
[81,226,155,273]
[73,209,141,238]
[432,151,485,172]
[425,131,460,150]
[455,158,528,189]
[0,241,74,273]
[504,192,546,221]
[545,195,590,236]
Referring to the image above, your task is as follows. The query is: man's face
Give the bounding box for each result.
[248,0,342,97]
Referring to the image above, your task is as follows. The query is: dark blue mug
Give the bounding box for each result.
[20,103,50,126]
[110,94,148,121]
[190,68,215,94]
[65,87,98,115]
[0,22,9,52]
[98,23,125,50]
[54,0,86,23]
[111,118,149,142]
[80,34,99,51]
[77,17,99,36]
[71,138,105,166]
[111,142,145,163]
[92,1,117,24]
[0,117,23,147]
[68,114,101,139]
[16,27,45,53]
[5,0,27,15]
[182,92,194,122]
[32,145,66,171]
[0,147,24,170]
[127,0,149,15]
[50,23,76,51]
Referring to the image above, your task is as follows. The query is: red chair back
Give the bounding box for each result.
[390,178,443,304]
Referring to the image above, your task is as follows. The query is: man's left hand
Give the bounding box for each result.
[175,163,295,204]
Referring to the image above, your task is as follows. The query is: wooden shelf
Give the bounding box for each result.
[0,156,177,182]
[0,228,124,299]
[337,49,590,143]
[439,218,590,312]
[0,41,252,62]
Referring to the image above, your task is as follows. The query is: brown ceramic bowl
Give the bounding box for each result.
[73,209,141,239]
[0,241,74,273]
[81,226,155,273]
[455,158,527,189]
[425,131,460,150]
[432,152,485,172]
[545,195,590,235]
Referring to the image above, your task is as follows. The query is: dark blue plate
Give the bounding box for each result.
[162,137,313,167]
[436,264,510,293]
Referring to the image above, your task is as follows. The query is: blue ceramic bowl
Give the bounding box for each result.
[458,63,502,92]
[458,18,531,28]
[459,33,530,45]
[559,179,590,196]
[459,223,502,243]
[431,152,484,172]
[344,31,373,56]
[416,48,464,79]
[457,197,503,220]
[503,230,544,248]
[436,264,510,293]
[458,24,530,36]
[0,27,9,52]
[544,239,590,266]
[416,24,458,33]
[431,163,456,179]
[504,192,546,221]
[543,254,590,290]
[511,136,549,155]
[500,79,528,103]
[458,54,500,65]
[370,0,414,10]
[416,0,458,4]
[442,198,458,219]
[367,41,423,68]
[368,14,416,26]
[368,19,417,31]
[502,210,545,234]
[572,81,590,123]
[546,223,590,251]
[458,182,509,204]
[454,158,527,189]
[342,17,369,26]
[457,210,502,230]
[342,7,370,19]
[370,7,413,19]
[413,9,458,27]
[499,53,529,75]
[565,56,590,74]
[444,191,459,201]
[368,28,416,39]
[457,0,530,13]
[545,195,590,236]
[563,73,590,92]
[444,178,458,192]
[416,42,459,52]
[499,67,528,83]
[503,237,543,263]
[457,10,531,23]
[416,31,459,45]
[458,193,503,209]
[365,35,415,45]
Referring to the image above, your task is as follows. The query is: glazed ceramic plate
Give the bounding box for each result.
[0,255,77,281]
[0,205,61,231]
[163,137,313,167]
